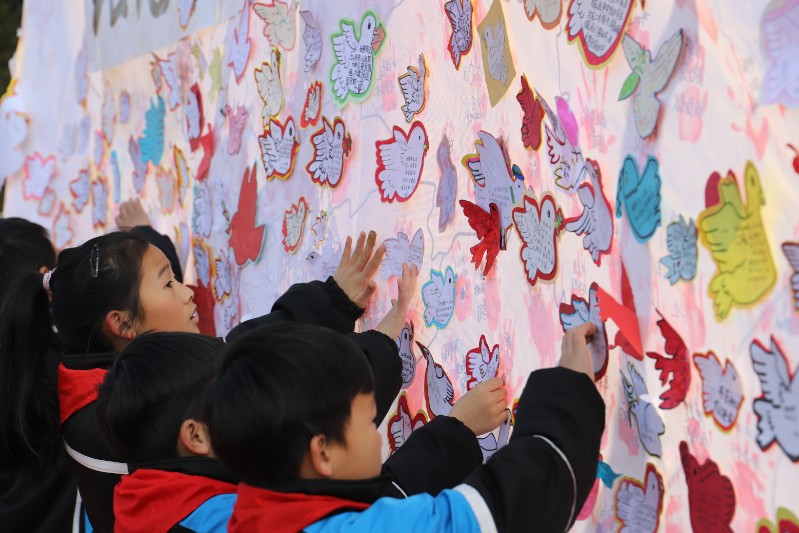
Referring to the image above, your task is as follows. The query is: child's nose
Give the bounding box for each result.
[182,282,195,302]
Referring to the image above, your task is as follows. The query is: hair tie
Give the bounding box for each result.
[42,269,55,293]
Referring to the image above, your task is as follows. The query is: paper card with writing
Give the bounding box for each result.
[564,159,613,265]
[537,91,587,192]
[23,152,55,201]
[465,335,500,391]
[525,0,562,29]
[381,228,424,280]
[185,83,204,151]
[330,10,386,104]
[259,117,299,180]
[750,337,799,461]
[417,341,455,417]
[255,49,284,127]
[140,96,166,167]
[512,192,564,287]
[91,176,109,229]
[387,393,427,452]
[375,122,429,202]
[228,163,266,267]
[445,0,473,69]
[306,241,342,280]
[697,162,776,320]
[307,117,351,188]
[223,104,248,155]
[300,10,321,73]
[566,0,634,68]
[621,361,665,457]
[619,30,684,138]
[477,0,516,107]
[782,242,799,310]
[70,168,90,213]
[300,81,323,128]
[660,215,697,285]
[616,155,661,243]
[436,134,458,232]
[614,463,664,533]
[422,266,457,329]
[214,249,236,302]
[680,441,736,532]
[156,166,176,214]
[282,196,309,254]
[253,0,298,50]
[559,283,609,379]
[228,0,253,83]
[646,311,691,409]
[52,204,73,250]
[761,0,799,106]
[395,321,417,388]
[399,54,427,123]
[693,351,743,431]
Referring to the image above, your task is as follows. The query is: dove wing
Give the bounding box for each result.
[649,30,684,94]
[445,0,463,23]
[475,132,510,187]
[628,363,648,398]
[560,299,590,330]
[333,22,358,66]
[783,243,799,271]
[751,340,791,406]
[616,480,646,523]
[565,183,597,235]
[567,0,590,38]
[310,122,333,172]
[378,136,405,173]
[622,34,645,70]
[694,354,723,413]
[422,272,445,304]
[399,69,418,103]
[698,203,747,272]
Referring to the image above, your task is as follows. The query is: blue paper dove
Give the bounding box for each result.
[616,155,661,243]
[660,215,697,284]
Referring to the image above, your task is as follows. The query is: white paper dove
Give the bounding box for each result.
[422,266,457,328]
[782,242,799,309]
[399,54,427,123]
[255,49,283,126]
[483,19,507,85]
[660,215,698,285]
[445,0,473,68]
[621,361,666,458]
[331,11,385,102]
[564,159,613,265]
[258,117,299,180]
[395,321,417,388]
[228,0,252,83]
[616,464,664,533]
[300,10,321,72]
[381,228,424,280]
[253,1,297,50]
[538,91,587,192]
[308,117,350,188]
[375,122,429,202]
[418,341,454,417]
[465,335,500,390]
[751,338,799,460]
[694,352,743,430]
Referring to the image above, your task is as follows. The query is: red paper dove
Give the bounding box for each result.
[680,441,736,533]
[646,311,691,409]
[516,74,544,150]
[460,200,500,276]
[186,281,216,337]
[227,163,266,267]
[196,124,214,181]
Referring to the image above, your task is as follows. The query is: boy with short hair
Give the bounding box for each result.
[210,321,605,532]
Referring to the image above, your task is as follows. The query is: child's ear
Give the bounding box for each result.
[177,419,213,457]
[308,434,335,478]
[104,310,136,340]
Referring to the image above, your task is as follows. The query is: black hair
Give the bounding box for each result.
[96,332,224,463]
[0,217,56,302]
[0,231,149,470]
[209,322,375,483]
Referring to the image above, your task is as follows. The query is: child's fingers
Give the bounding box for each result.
[479,376,505,392]
[362,243,385,278]
[339,236,353,268]
[353,280,377,305]
[351,231,367,265]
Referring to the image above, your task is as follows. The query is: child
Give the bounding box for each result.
[210,321,605,533]
[95,331,506,532]
[0,218,75,533]
[0,228,414,531]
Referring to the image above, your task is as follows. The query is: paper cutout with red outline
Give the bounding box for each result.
[517,74,544,150]
[564,159,614,265]
[38,188,56,217]
[259,116,299,180]
[282,196,309,254]
[646,311,691,410]
[460,200,501,277]
[228,0,253,84]
[693,351,743,431]
[375,122,429,202]
[680,441,736,532]
[227,163,266,267]
[614,463,664,533]
[566,0,634,68]
[387,394,427,454]
[224,105,249,155]
[186,83,204,151]
[465,335,500,391]
[511,192,564,287]
[524,0,563,29]
[91,176,109,229]
[418,340,455,417]
[52,203,73,250]
[187,280,216,337]
[595,263,643,359]
[445,0,473,69]
[307,117,351,188]
[196,124,214,182]
[70,168,90,213]
[252,0,298,50]
[300,81,323,128]
[559,282,610,380]
[23,153,55,201]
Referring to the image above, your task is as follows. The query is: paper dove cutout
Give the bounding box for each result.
[185,84,204,151]
[193,240,212,287]
[524,0,562,29]
[621,361,665,457]
[214,250,236,301]
[399,54,427,123]
[300,81,322,128]
[128,136,147,195]
[381,228,424,280]
[307,117,351,188]
[783,242,799,310]
[395,321,417,388]
[758,507,799,533]
[375,122,429,202]
[566,0,635,67]
[223,104,249,155]
[91,177,108,229]
[422,266,457,329]
[110,151,121,204]
[282,196,309,254]
[387,394,427,452]
[482,18,507,86]
[445,0,473,69]
[693,352,743,430]
[255,49,284,126]
[155,166,176,214]
[228,0,252,83]
[761,1,799,106]
[306,240,342,280]
[564,159,613,265]
[174,147,190,207]
[465,335,500,391]
[0,81,28,180]
[619,30,684,139]
[227,163,266,267]
[436,134,458,233]
[310,211,328,248]
[478,409,511,462]
[615,463,664,533]
[680,441,736,532]
[70,168,90,213]
[559,283,609,380]
[196,125,214,182]
[330,10,386,103]
[153,54,181,111]
[417,341,455,417]
[646,312,691,410]
[463,131,526,245]
[512,192,564,287]
[258,117,299,180]
[660,216,697,285]
[751,337,799,461]
[23,153,55,201]
[187,280,215,337]
[139,96,165,167]
[538,91,587,192]
[698,163,776,320]
[52,204,73,250]
[517,75,544,151]
[38,187,56,217]
[253,0,297,50]
[616,155,661,243]
[460,201,501,277]
[300,10,321,73]
[597,459,621,489]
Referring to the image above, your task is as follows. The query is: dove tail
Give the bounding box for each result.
[753,399,776,448]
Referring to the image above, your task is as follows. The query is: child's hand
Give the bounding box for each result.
[559,322,597,379]
[116,199,152,228]
[333,231,386,308]
[374,262,419,340]
[449,376,508,436]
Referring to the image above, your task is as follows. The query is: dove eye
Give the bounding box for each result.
[368,22,372,29]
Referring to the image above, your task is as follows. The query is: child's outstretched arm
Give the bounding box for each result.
[226,231,385,342]
[382,377,507,497]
